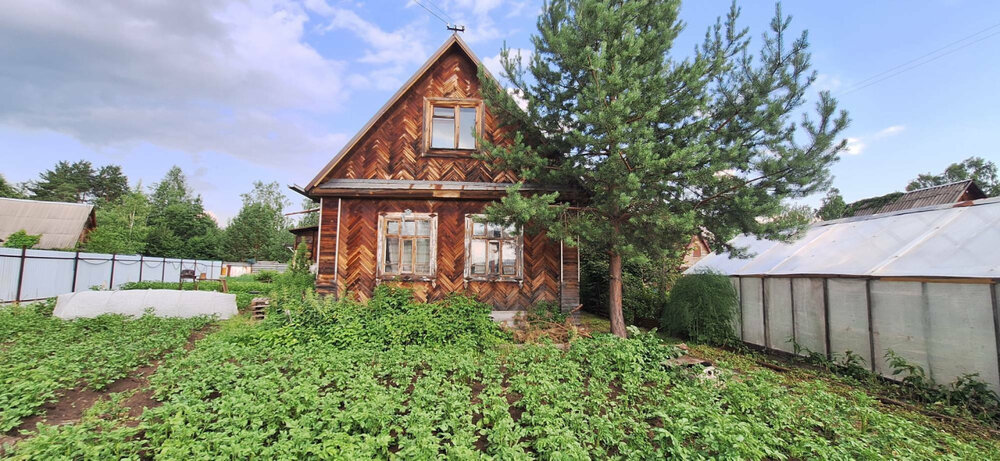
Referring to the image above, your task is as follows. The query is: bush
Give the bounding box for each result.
[3,229,42,249]
[580,242,675,324]
[659,271,738,345]
[261,285,509,349]
[252,270,278,283]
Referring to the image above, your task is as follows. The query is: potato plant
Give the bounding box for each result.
[0,303,210,432]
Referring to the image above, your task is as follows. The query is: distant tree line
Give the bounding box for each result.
[1,161,299,262]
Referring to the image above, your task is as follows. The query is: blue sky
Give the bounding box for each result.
[2,1,998,223]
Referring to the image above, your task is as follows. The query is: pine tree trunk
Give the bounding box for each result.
[609,251,627,338]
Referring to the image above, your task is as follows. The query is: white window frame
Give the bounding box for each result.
[464,214,523,282]
[376,212,437,280]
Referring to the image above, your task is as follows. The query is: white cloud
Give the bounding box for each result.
[308,1,430,91]
[814,73,842,92]
[482,48,531,79]
[0,0,349,166]
[844,137,866,155]
[875,124,906,138]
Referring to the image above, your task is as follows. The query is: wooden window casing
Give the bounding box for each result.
[464,214,523,282]
[422,97,483,157]
[377,212,437,281]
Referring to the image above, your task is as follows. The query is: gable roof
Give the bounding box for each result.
[876,180,985,215]
[0,197,96,249]
[306,34,495,192]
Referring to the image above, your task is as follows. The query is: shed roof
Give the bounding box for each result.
[0,197,96,249]
[877,180,985,214]
[686,196,1000,279]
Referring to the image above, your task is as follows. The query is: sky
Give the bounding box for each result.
[2,0,999,224]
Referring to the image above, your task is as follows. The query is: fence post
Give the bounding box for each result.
[822,278,832,360]
[991,281,1000,389]
[179,259,183,282]
[761,277,770,350]
[737,276,745,341]
[138,255,144,281]
[71,251,80,292]
[161,258,166,282]
[789,278,797,348]
[109,253,117,290]
[865,278,876,372]
[14,246,27,303]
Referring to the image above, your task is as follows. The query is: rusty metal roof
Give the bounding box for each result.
[0,198,95,249]
[876,180,985,214]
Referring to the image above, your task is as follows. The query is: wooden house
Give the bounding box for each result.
[301,35,579,311]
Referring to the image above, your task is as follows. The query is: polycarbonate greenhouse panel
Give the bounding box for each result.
[686,198,1000,279]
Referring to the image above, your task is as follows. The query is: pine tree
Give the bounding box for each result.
[145,166,222,259]
[480,1,849,336]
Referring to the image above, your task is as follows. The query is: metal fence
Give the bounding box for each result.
[731,275,1000,393]
[0,247,225,303]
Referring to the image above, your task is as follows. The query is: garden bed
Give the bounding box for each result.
[3,296,1000,459]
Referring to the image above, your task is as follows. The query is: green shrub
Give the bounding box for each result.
[659,271,738,345]
[580,243,673,324]
[3,229,42,249]
[261,285,509,349]
[252,270,278,283]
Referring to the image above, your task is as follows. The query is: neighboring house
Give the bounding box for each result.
[299,34,579,310]
[851,180,986,216]
[288,224,318,263]
[680,235,712,270]
[0,197,97,249]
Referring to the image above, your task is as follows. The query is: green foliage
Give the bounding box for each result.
[580,243,669,323]
[843,191,904,217]
[3,230,42,249]
[479,1,849,334]
[885,350,1000,422]
[221,181,292,262]
[0,174,25,198]
[84,186,151,254]
[25,160,128,204]
[0,302,209,432]
[907,156,999,196]
[262,285,508,350]
[252,270,279,283]
[297,197,320,227]
[144,166,222,259]
[288,241,311,272]
[816,187,847,220]
[660,272,739,345]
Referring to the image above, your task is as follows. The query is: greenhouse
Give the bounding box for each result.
[687,197,1000,391]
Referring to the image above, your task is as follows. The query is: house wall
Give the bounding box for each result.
[326,45,517,184]
[317,197,567,310]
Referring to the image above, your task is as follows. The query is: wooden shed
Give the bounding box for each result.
[288,224,319,263]
[302,34,579,311]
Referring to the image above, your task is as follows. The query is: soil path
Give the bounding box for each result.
[0,326,214,454]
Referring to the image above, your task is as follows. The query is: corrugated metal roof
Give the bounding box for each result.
[877,180,985,214]
[686,196,1000,279]
[0,198,95,249]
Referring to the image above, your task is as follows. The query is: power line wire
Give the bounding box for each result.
[421,0,455,24]
[840,21,1000,95]
[413,0,450,26]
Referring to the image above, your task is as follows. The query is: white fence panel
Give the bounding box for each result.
[140,258,165,282]
[162,259,182,282]
[740,277,765,346]
[827,279,871,366]
[75,253,114,292]
[765,278,794,353]
[792,278,827,356]
[923,283,999,391]
[19,249,75,300]
[0,248,20,301]
[111,255,142,289]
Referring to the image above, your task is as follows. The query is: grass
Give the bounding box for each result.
[4,303,1000,459]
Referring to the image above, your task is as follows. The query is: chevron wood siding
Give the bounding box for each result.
[316,198,339,290]
[324,45,518,184]
[317,198,564,310]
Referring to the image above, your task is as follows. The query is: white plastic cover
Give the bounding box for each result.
[826,279,872,366]
[687,197,1000,278]
[739,277,765,346]
[765,278,794,353]
[53,289,237,320]
[791,278,827,356]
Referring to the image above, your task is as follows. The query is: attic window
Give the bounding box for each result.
[424,98,482,154]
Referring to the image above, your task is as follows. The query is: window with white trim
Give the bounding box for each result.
[464,214,522,281]
[378,212,437,278]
